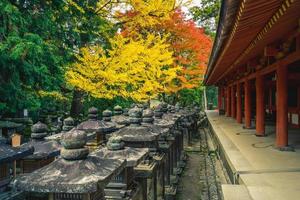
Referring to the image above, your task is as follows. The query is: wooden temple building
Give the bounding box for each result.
[206,0,300,150]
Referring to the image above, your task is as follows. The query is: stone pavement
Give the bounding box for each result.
[206,110,300,200]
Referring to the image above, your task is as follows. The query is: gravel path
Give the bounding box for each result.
[176,127,228,200]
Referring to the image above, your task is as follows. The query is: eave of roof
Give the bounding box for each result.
[204,0,297,85]
[204,0,241,85]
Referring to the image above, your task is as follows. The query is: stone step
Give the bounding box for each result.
[222,184,252,200]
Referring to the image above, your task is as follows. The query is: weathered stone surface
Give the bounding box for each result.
[142,108,154,124]
[92,145,148,167]
[31,121,48,133]
[111,115,130,126]
[123,108,129,116]
[142,108,170,138]
[106,136,125,150]
[128,107,142,125]
[113,105,123,115]
[154,105,164,119]
[161,102,168,113]
[61,148,89,160]
[60,129,89,160]
[13,156,126,193]
[61,129,87,149]
[21,140,61,159]
[30,132,48,140]
[113,126,158,142]
[63,117,75,126]
[87,107,98,120]
[113,107,159,142]
[77,119,116,133]
[0,142,34,164]
[31,121,49,140]
[103,109,113,122]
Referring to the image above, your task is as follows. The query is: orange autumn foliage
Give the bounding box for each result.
[160,9,212,92]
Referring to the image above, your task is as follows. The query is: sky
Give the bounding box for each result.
[182,0,201,19]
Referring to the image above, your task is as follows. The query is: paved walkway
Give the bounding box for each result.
[206,110,300,200]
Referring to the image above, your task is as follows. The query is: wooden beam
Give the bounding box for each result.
[260,50,300,76]
[264,46,278,57]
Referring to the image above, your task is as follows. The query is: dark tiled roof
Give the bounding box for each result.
[0,142,34,164]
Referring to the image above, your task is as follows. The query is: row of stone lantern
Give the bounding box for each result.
[7,103,200,200]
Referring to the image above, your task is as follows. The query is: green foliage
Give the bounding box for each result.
[0,0,116,117]
[186,0,220,108]
[189,0,221,37]
[177,87,204,107]
[0,0,217,118]
[206,86,218,107]
[0,1,67,116]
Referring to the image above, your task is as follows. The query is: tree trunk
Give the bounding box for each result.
[70,89,84,118]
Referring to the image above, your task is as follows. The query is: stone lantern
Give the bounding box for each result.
[91,136,149,199]
[152,105,180,196]
[113,107,159,148]
[0,142,33,192]
[62,117,75,132]
[13,129,126,200]
[102,109,123,131]
[45,117,76,142]
[111,105,130,127]
[20,121,61,173]
[113,107,161,199]
[76,107,116,150]
[141,108,171,199]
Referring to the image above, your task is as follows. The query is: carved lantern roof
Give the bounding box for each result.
[111,106,130,126]
[0,142,34,164]
[91,136,149,167]
[13,129,126,194]
[141,108,169,137]
[153,105,175,129]
[77,107,116,133]
[21,121,61,160]
[113,107,159,142]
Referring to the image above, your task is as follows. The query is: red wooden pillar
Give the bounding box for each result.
[226,86,231,117]
[244,79,252,128]
[221,87,225,110]
[276,65,288,148]
[218,86,222,111]
[256,74,265,136]
[224,88,227,114]
[268,88,273,114]
[236,82,242,123]
[231,85,236,118]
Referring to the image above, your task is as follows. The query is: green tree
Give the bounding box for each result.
[0,0,116,118]
[0,0,68,117]
[189,0,221,37]
[56,0,117,117]
[187,0,221,109]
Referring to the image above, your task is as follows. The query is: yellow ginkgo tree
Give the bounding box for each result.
[66,33,180,102]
